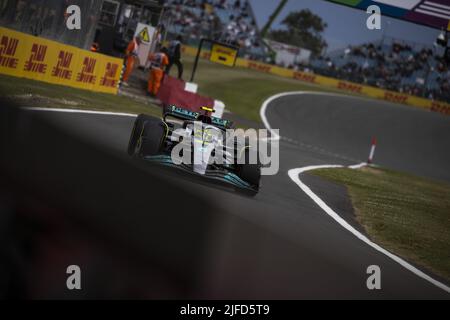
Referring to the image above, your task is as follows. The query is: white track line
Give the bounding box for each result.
[259,90,378,142]
[261,91,450,294]
[260,93,284,141]
[23,107,137,118]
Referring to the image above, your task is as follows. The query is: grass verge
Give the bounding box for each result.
[0,55,354,123]
[312,166,450,282]
[0,74,162,118]
[169,55,350,122]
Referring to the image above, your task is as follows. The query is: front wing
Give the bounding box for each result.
[143,155,258,193]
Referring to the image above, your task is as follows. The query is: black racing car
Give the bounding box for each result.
[127,105,261,195]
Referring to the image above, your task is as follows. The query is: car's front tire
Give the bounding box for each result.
[128,115,165,157]
[139,118,165,157]
[128,114,154,156]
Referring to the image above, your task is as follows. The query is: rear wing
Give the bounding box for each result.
[163,105,234,130]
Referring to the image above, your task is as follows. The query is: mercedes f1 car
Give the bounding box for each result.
[127,105,261,195]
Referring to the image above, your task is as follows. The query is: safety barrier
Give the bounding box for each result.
[0,27,123,95]
[181,45,450,116]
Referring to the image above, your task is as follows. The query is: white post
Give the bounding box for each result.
[368,137,377,164]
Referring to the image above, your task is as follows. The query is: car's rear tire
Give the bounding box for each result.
[237,146,261,193]
[239,164,261,187]
[139,118,165,157]
[128,114,155,156]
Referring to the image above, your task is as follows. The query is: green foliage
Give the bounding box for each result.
[269,9,328,56]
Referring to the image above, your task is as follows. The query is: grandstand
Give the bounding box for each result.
[159,1,449,103]
[162,0,268,60]
[310,38,450,102]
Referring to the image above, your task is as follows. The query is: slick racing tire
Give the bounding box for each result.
[237,146,261,193]
[128,114,155,156]
[239,164,261,192]
[139,118,165,157]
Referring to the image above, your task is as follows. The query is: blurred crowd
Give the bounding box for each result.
[163,0,267,59]
[310,40,450,102]
[161,1,449,102]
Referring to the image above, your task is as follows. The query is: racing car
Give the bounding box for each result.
[127,105,261,195]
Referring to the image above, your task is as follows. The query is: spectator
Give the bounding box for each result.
[163,0,264,60]
[309,39,450,102]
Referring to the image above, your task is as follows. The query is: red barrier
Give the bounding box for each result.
[157,75,214,112]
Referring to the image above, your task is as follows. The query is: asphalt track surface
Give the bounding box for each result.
[29,92,450,299]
